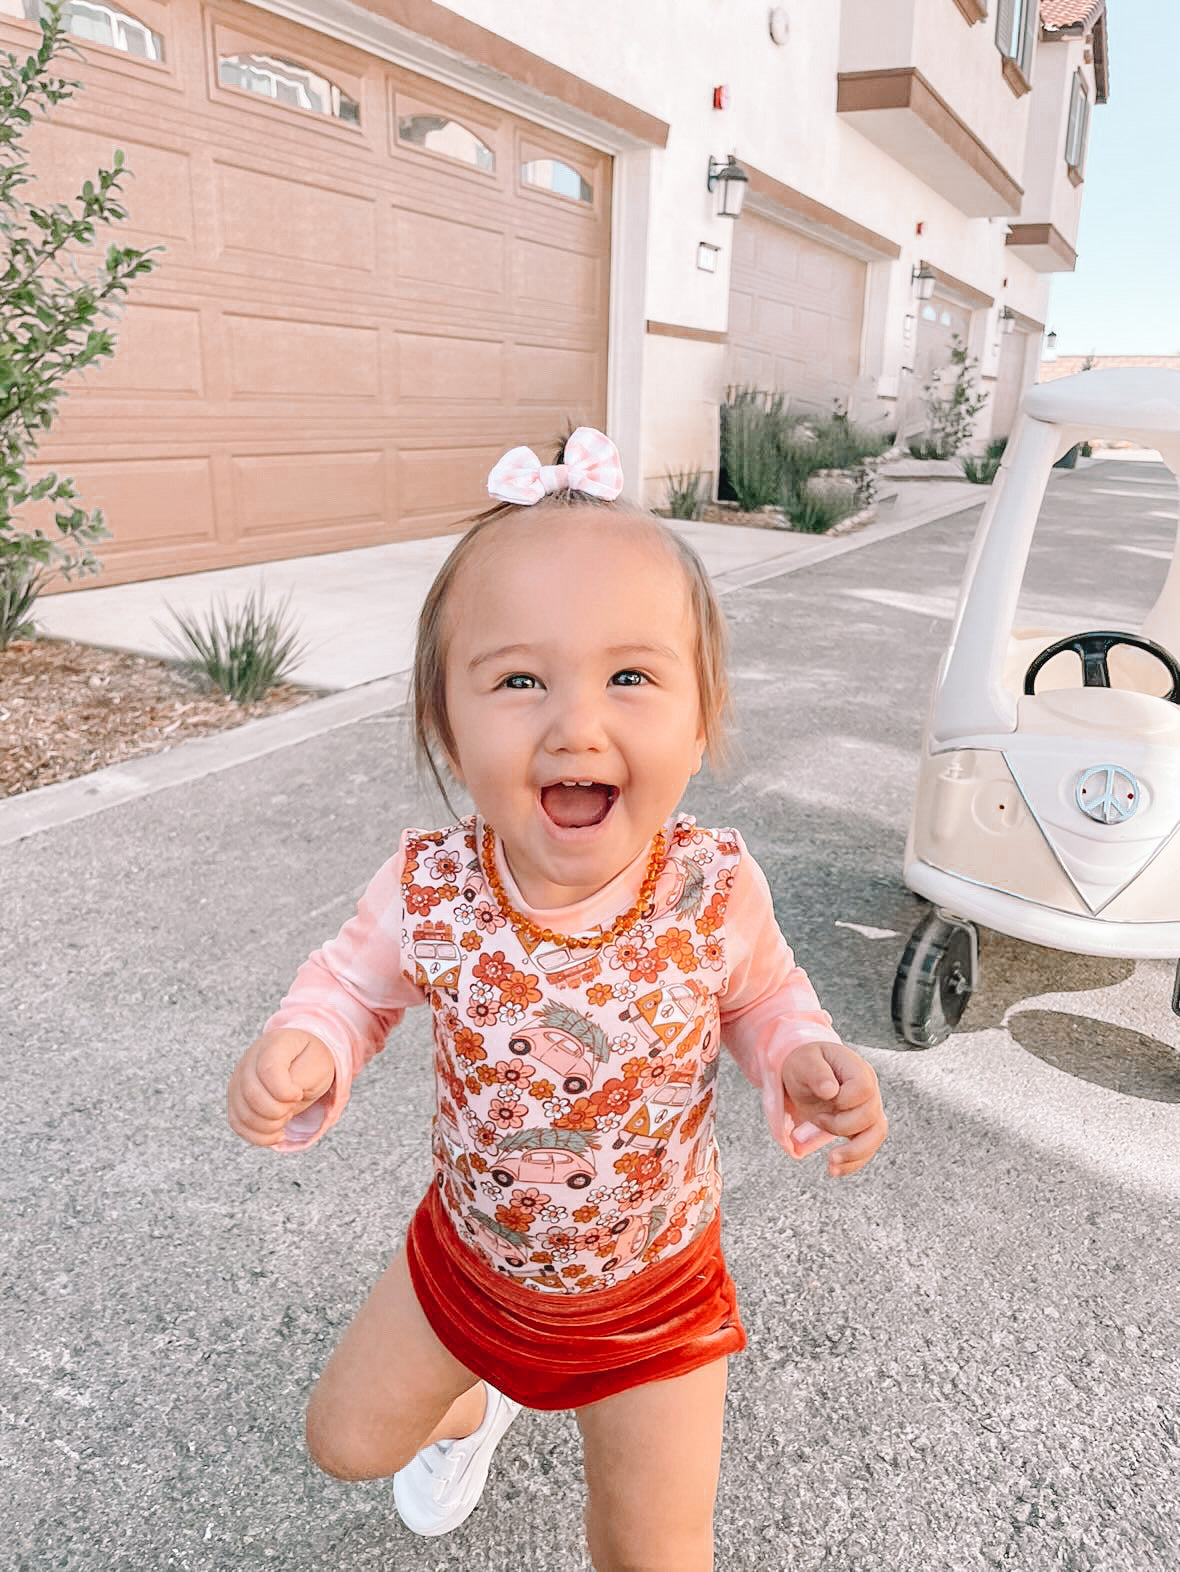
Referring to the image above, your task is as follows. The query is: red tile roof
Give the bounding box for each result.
[1039,1,1104,31]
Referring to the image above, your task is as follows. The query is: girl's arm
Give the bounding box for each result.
[718,835,844,1152]
[260,836,426,1150]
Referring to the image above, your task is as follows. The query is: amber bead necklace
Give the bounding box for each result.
[479,823,666,951]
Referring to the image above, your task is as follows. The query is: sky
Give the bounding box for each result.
[1046,0,1180,355]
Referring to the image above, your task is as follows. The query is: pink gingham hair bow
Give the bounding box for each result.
[487,426,624,505]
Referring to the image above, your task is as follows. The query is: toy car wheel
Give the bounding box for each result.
[508,1037,531,1055]
[490,1168,514,1187]
[563,1076,588,1094]
[891,910,977,1048]
[566,1173,592,1189]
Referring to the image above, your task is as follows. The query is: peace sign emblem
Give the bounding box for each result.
[1074,764,1140,824]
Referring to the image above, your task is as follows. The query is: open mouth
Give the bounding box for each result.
[540,780,619,829]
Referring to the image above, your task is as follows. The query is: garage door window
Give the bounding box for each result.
[21,0,164,60]
[521,155,592,205]
[396,96,495,173]
[218,52,360,124]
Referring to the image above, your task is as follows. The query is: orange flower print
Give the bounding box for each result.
[589,1077,640,1118]
[474,951,514,987]
[544,1228,578,1253]
[440,1006,462,1036]
[466,996,499,1029]
[488,1096,525,1131]
[452,1026,486,1063]
[699,936,724,970]
[561,1264,583,1279]
[404,882,442,916]
[498,970,541,1010]
[586,981,614,1006]
[573,1204,599,1223]
[476,1064,499,1086]
[679,1090,712,1143]
[472,1121,499,1149]
[472,902,506,935]
[511,1187,545,1215]
[654,927,697,972]
[495,1204,534,1233]
[530,1251,554,1266]
[553,1100,599,1132]
[438,883,459,901]
[528,1078,556,1101]
[469,1152,488,1174]
[460,931,482,952]
[465,1074,482,1095]
[426,849,462,882]
[495,1056,535,1088]
[715,867,735,896]
[580,1225,614,1253]
[673,821,704,847]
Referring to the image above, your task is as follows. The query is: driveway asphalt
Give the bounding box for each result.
[2,458,1178,1572]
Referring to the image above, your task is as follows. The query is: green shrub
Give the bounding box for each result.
[785,482,854,534]
[961,453,1002,485]
[160,588,306,704]
[0,560,41,647]
[911,335,989,459]
[719,394,786,511]
[663,468,708,520]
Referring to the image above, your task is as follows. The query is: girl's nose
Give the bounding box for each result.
[543,687,609,755]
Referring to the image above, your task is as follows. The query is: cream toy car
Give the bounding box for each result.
[892,368,1180,1046]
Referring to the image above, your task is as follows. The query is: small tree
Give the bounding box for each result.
[912,334,989,460]
[0,3,159,648]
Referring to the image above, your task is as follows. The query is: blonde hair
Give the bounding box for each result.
[412,486,731,803]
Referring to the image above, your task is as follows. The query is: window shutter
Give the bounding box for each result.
[1077,87,1091,175]
[1019,0,1038,75]
[1065,74,1083,165]
[995,0,1017,58]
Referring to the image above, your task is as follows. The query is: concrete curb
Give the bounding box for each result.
[0,485,986,845]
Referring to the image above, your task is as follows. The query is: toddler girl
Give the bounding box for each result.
[227,428,887,1571]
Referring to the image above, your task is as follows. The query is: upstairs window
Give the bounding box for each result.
[520,156,593,206]
[218,52,360,124]
[22,0,164,60]
[396,97,495,172]
[1065,69,1091,179]
[995,0,1037,85]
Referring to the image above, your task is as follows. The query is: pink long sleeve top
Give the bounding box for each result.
[266,814,841,1292]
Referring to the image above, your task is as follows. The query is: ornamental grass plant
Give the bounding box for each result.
[663,467,708,520]
[160,587,306,704]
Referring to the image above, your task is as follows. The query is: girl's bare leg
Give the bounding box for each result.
[575,1358,728,1572]
[305,1245,485,1480]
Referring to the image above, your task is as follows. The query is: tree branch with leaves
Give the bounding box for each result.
[0,2,159,647]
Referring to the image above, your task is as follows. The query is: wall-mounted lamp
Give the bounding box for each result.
[1046,329,1058,350]
[707,154,749,219]
[697,241,721,273]
[1000,307,1017,335]
[911,263,936,301]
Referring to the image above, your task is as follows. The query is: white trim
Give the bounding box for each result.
[606,150,652,492]
[242,0,647,153]
[904,860,1180,958]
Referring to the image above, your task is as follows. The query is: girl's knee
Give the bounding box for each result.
[304,1388,418,1481]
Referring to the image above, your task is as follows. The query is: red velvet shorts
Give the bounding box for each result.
[404,1184,746,1411]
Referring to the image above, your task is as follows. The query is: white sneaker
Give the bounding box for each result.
[392,1383,521,1537]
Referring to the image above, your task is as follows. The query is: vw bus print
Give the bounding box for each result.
[488,1128,598,1189]
[407,921,461,994]
[620,979,718,1060]
[532,942,603,989]
[509,1001,612,1093]
[612,1071,695,1152]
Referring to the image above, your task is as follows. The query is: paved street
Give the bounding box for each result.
[3,460,1178,1571]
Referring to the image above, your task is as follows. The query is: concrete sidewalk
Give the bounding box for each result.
[3,478,986,846]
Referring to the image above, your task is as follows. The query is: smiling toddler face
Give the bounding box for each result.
[442,510,707,909]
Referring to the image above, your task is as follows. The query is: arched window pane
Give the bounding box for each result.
[22,0,164,60]
[521,158,592,205]
[397,100,495,172]
[218,52,360,124]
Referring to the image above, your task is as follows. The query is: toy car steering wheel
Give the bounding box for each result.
[1023,629,1180,703]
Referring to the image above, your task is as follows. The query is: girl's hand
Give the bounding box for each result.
[227,1029,336,1147]
[780,1040,887,1177]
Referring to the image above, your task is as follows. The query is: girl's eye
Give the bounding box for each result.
[611,669,647,687]
[501,673,539,690]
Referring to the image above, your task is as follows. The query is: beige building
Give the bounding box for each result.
[10,0,1107,587]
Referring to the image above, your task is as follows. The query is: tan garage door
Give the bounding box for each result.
[15,0,611,588]
[727,213,865,412]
